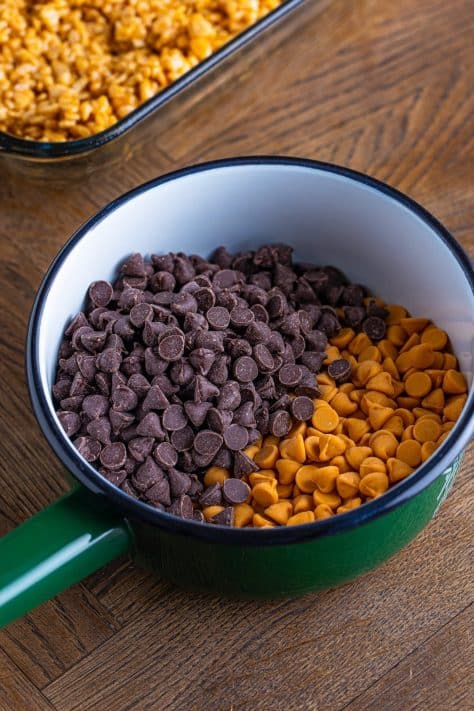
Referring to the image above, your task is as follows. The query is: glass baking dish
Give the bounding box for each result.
[0,0,326,180]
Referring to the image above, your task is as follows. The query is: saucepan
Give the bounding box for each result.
[1,158,472,628]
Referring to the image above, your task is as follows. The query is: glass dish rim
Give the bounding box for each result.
[0,0,305,160]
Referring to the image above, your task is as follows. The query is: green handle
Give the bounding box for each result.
[0,487,133,628]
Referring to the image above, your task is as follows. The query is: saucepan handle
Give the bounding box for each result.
[0,486,132,628]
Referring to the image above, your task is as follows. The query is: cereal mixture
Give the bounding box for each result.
[0,0,281,141]
[52,244,468,527]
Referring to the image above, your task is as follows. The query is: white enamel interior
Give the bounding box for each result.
[37,163,474,412]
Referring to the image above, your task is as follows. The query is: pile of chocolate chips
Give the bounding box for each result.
[53,244,387,523]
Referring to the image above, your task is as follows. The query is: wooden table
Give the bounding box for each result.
[0,0,473,708]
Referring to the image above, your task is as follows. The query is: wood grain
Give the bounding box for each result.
[0,0,473,708]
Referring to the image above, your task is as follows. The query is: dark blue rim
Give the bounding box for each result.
[26,157,474,545]
[0,0,304,159]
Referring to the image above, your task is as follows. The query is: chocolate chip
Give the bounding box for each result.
[158,332,185,361]
[168,469,192,497]
[253,343,275,373]
[53,378,73,401]
[121,253,146,277]
[118,288,145,311]
[169,359,194,386]
[256,406,269,434]
[250,304,269,323]
[280,313,301,337]
[149,271,176,293]
[187,474,203,498]
[128,436,154,462]
[129,302,153,328]
[342,284,365,306]
[318,311,340,337]
[193,510,205,522]
[88,280,113,307]
[245,321,272,345]
[194,375,219,402]
[343,306,366,328]
[212,269,239,289]
[227,338,252,359]
[223,478,251,505]
[144,351,166,380]
[194,330,225,352]
[82,394,109,419]
[162,404,187,431]
[96,348,122,373]
[295,376,320,399]
[81,331,107,353]
[304,330,327,351]
[86,417,111,444]
[256,375,277,401]
[217,381,241,410]
[57,411,81,437]
[146,477,171,506]
[206,306,230,330]
[101,469,128,487]
[100,442,127,470]
[207,355,229,385]
[233,450,259,477]
[230,306,254,329]
[127,373,150,398]
[152,253,174,272]
[189,348,216,375]
[65,312,89,336]
[362,316,386,341]
[223,424,248,451]
[74,436,101,462]
[184,400,212,427]
[111,384,138,412]
[281,344,295,365]
[212,447,232,469]
[152,374,178,397]
[153,291,175,306]
[199,483,223,507]
[174,256,195,285]
[170,426,194,451]
[171,292,198,316]
[142,384,169,412]
[207,407,233,433]
[76,353,97,382]
[210,507,234,526]
[300,351,325,372]
[290,334,306,359]
[194,287,215,311]
[60,396,85,412]
[136,412,166,439]
[133,456,165,492]
[109,409,134,435]
[328,358,352,382]
[153,441,177,469]
[167,494,194,519]
[278,364,302,387]
[366,299,389,319]
[269,409,291,437]
[233,401,256,428]
[94,372,110,396]
[291,396,314,421]
[233,356,258,383]
[212,246,233,268]
[194,430,223,457]
[71,325,93,350]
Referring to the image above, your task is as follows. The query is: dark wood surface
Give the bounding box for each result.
[0,0,473,708]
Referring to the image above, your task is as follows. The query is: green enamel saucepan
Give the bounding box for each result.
[1,158,473,628]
